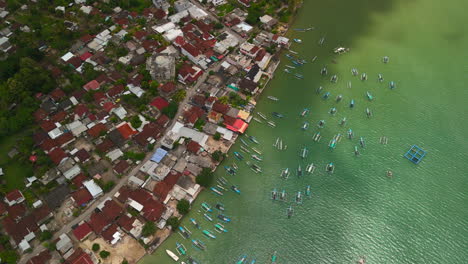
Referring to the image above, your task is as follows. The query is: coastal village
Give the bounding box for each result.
[0,0,298,263]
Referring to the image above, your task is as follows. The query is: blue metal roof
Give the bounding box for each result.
[151,148,168,163]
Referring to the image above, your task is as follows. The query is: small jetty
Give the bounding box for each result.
[404,145,427,164]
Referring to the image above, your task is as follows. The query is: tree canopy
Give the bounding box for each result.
[177,199,190,215]
[196,167,214,187]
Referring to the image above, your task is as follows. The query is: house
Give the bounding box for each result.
[150,96,169,110]
[134,122,163,146]
[259,15,278,29]
[128,189,165,222]
[238,78,259,94]
[63,165,82,180]
[238,0,251,7]
[87,123,107,138]
[88,211,109,234]
[71,188,93,207]
[4,189,25,206]
[223,115,249,133]
[72,222,92,241]
[83,180,103,199]
[83,80,100,91]
[159,82,177,94]
[240,42,260,58]
[178,63,203,83]
[75,149,91,163]
[56,234,73,255]
[107,84,125,98]
[48,148,68,165]
[114,160,130,174]
[116,122,138,139]
[117,214,143,238]
[186,140,201,154]
[106,148,124,162]
[27,250,51,264]
[44,185,70,209]
[63,248,94,264]
[101,224,122,245]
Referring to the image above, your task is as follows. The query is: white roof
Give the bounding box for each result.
[170,122,209,147]
[153,22,176,34]
[129,176,144,186]
[19,240,31,252]
[106,149,124,162]
[169,10,189,23]
[164,29,183,42]
[67,120,87,136]
[63,165,81,180]
[32,200,43,208]
[216,126,234,141]
[221,61,231,69]
[48,127,64,139]
[129,199,144,212]
[56,234,71,250]
[80,5,92,15]
[0,168,3,176]
[111,106,128,120]
[61,52,74,62]
[236,22,253,32]
[260,15,274,23]
[188,6,208,19]
[83,180,103,198]
[127,84,145,98]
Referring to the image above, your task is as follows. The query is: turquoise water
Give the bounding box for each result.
[141,0,468,263]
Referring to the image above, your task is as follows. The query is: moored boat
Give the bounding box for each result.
[318,120,326,128]
[294,73,304,79]
[203,213,213,222]
[295,191,303,204]
[340,117,347,126]
[313,132,322,142]
[306,185,311,196]
[187,256,200,264]
[347,129,353,139]
[272,112,284,118]
[179,226,191,239]
[354,146,360,156]
[330,74,338,83]
[257,112,267,120]
[176,242,187,255]
[210,187,224,196]
[191,239,206,251]
[333,46,349,54]
[389,81,395,89]
[366,107,372,118]
[248,135,260,144]
[300,146,308,159]
[306,163,316,174]
[293,38,302,43]
[350,99,355,108]
[201,202,212,212]
[218,214,231,223]
[351,68,358,76]
[166,249,179,261]
[280,168,290,179]
[231,185,241,194]
[267,120,276,127]
[267,96,279,101]
[301,121,310,130]
[378,73,384,82]
[215,203,225,211]
[383,56,389,63]
[366,91,373,101]
[279,190,286,201]
[271,188,278,200]
[287,206,294,218]
[237,255,248,264]
[316,86,323,94]
[359,137,366,148]
[323,91,331,99]
[271,251,278,264]
[251,147,262,155]
[329,107,337,115]
[361,73,367,81]
[318,37,325,46]
[189,218,200,229]
[300,108,310,117]
[251,154,263,161]
[214,223,228,233]
[320,66,328,75]
[202,229,216,239]
[336,94,343,102]
[234,151,244,161]
[326,162,335,173]
[297,165,303,177]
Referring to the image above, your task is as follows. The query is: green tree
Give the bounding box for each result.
[166,216,180,230]
[130,115,142,129]
[122,260,129,264]
[100,250,111,259]
[142,221,156,237]
[211,150,225,162]
[92,243,100,252]
[196,168,214,187]
[171,89,186,103]
[162,101,179,119]
[177,199,190,215]
[0,250,18,263]
[39,230,53,241]
[218,96,229,104]
[213,132,221,140]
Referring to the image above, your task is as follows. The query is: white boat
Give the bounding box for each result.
[166,249,179,261]
[293,38,302,43]
[267,120,276,127]
[333,47,349,54]
[267,96,279,101]
[257,112,267,120]
[253,117,263,123]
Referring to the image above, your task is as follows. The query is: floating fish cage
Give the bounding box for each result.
[404,145,427,164]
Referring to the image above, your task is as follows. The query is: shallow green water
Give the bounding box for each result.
[141,0,468,263]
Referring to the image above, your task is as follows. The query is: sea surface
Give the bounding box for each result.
[140,0,468,263]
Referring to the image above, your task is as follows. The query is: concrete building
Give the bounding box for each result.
[146,54,176,81]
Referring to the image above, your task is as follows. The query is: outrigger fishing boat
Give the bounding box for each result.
[329,107,337,115]
[361,73,367,81]
[234,151,244,161]
[251,154,263,161]
[323,92,331,99]
[271,188,278,200]
[253,117,263,123]
[333,46,349,54]
[294,27,314,31]
[320,66,328,75]
[366,107,372,118]
[284,68,292,74]
[279,190,286,201]
[240,138,249,146]
[336,94,343,102]
[326,162,335,173]
[271,251,278,264]
[210,187,224,196]
[329,138,337,149]
[386,170,393,177]
[316,86,323,94]
[191,239,206,251]
[340,117,347,126]
[201,203,212,212]
[179,226,191,239]
[285,53,294,59]
[232,163,238,170]
[347,81,352,88]
[281,168,290,179]
[294,73,304,79]
[267,120,276,127]
[318,37,325,46]
[272,112,284,118]
[214,223,227,233]
[215,202,225,211]
[166,249,179,261]
[300,108,310,117]
[378,73,384,82]
[351,68,358,76]
[285,65,295,69]
[203,213,213,222]
[218,214,231,223]
[347,128,353,139]
[390,81,395,89]
[350,99,355,108]
[312,55,318,62]
[250,163,262,173]
[318,120,326,128]
[224,166,236,175]
[187,256,201,264]
[293,38,302,43]
[250,259,257,264]
[295,191,303,204]
[297,165,303,177]
[189,218,200,229]
[330,74,338,83]
[248,135,259,144]
[301,121,310,130]
[300,146,308,159]
[240,145,250,153]
[218,177,228,185]
[202,229,216,239]
[306,163,316,174]
[267,96,279,101]
[366,91,374,101]
[354,146,360,156]
[216,184,227,191]
[313,131,322,142]
[251,147,262,155]
[383,56,389,63]
[380,136,388,145]
[237,255,248,264]
[306,185,311,196]
[176,242,187,255]
[257,112,267,120]
[359,137,366,148]
[231,185,241,194]
[287,206,294,219]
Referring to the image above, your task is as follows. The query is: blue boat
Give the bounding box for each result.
[224,166,236,175]
[272,112,284,118]
[189,218,200,229]
[233,151,244,161]
[293,38,302,43]
[350,99,355,108]
[202,230,216,239]
[214,223,228,233]
[231,185,241,194]
[210,187,223,196]
[390,81,396,89]
[203,213,213,222]
[300,108,310,117]
[218,214,231,223]
[347,129,353,139]
[237,255,248,264]
[179,226,191,239]
[366,91,373,101]
[201,202,212,212]
[250,259,257,264]
[306,185,311,196]
[323,92,330,99]
[191,239,206,251]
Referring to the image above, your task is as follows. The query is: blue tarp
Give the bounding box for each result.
[151,148,168,163]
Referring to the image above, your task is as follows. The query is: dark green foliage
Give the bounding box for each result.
[123,151,145,161]
[100,250,111,259]
[141,221,156,237]
[39,230,52,241]
[211,150,225,162]
[196,168,214,187]
[0,250,19,263]
[162,101,178,119]
[213,132,221,141]
[177,199,190,215]
[130,115,142,129]
[166,216,180,230]
[92,243,100,252]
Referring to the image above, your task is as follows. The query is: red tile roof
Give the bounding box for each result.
[115,186,131,203]
[75,149,90,162]
[153,171,181,200]
[102,200,123,221]
[142,200,164,221]
[107,84,125,97]
[178,64,203,83]
[88,211,108,233]
[27,250,51,264]
[150,97,169,110]
[117,123,137,139]
[134,122,162,146]
[101,223,119,243]
[40,120,56,132]
[32,205,52,223]
[160,82,176,93]
[87,123,107,138]
[93,91,107,103]
[65,248,94,264]
[212,101,230,114]
[72,222,92,241]
[103,101,116,112]
[50,88,66,101]
[74,104,89,117]
[5,189,24,204]
[117,214,136,232]
[80,52,93,61]
[71,173,88,188]
[56,132,74,146]
[51,111,68,123]
[72,188,93,206]
[156,114,170,127]
[187,140,201,154]
[83,80,100,91]
[182,43,200,57]
[80,34,93,43]
[68,57,82,68]
[114,160,130,174]
[96,139,114,153]
[134,30,148,40]
[95,74,110,85]
[48,148,67,165]
[224,117,249,134]
[40,138,58,152]
[34,108,48,122]
[7,203,27,221]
